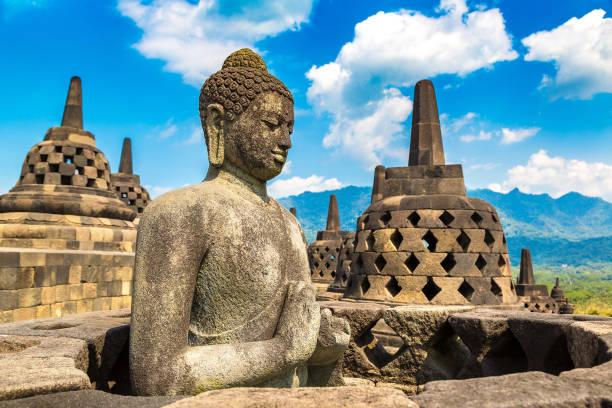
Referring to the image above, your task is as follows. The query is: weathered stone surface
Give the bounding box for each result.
[0,390,185,408]
[344,80,515,306]
[130,49,348,396]
[165,387,418,408]
[0,309,130,388]
[0,335,91,400]
[412,371,612,408]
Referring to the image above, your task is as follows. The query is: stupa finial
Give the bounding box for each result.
[119,138,133,174]
[326,194,340,231]
[408,79,444,166]
[518,248,535,284]
[61,76,83,129]
[371,165,385,204]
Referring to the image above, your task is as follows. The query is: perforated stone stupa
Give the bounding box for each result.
[344,80,517,305]
[308,194,353,285]
[0,77,137,323]
[110,138,150,217]
[516,248,572,313]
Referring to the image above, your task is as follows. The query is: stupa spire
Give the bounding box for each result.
[326,194,340,231]
[61,76,83,129]
[119,138,133,174]
[371,165,385,204]
[518,248,535,284]
[408,79,444,166]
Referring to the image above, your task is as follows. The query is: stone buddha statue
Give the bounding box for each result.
[130,49,349,396]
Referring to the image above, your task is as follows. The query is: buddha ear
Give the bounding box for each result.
[205,104,225,167]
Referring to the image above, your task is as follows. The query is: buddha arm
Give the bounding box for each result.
[130,194,320,396]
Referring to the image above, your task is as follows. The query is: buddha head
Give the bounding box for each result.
[200,49,294,182]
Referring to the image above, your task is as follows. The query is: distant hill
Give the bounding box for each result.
[278,186,612,266]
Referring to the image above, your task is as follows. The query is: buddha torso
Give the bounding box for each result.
[182,178,310,346]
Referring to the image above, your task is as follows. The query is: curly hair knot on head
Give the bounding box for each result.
[199,48,293,127]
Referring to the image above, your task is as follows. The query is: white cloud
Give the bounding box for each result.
[145,185,176,198]
[159,124,177,140]
[522,9,612,99]
[500,127,539,144]
[280,160,292,176]
[181,128,203,145]
[489,150,612,201]
[320,88,412,168]
[460,130,492,143]
[442,112,538,144]
[118,0,314,86]
[268,175,343,198]
[306,0,517,168]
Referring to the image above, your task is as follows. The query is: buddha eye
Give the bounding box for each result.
[263,119,278,130]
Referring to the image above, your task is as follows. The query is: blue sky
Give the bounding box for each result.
[1,0,611,200]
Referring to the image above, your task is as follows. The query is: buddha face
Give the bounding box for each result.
[223,92,294,182]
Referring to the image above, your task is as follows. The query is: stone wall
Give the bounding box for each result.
[0,248,134,323]
[1,306,611,406]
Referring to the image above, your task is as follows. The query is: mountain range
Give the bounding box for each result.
[278,186,612,266]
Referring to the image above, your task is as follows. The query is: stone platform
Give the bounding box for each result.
[0,303,611,407]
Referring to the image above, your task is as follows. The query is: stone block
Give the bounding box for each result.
[431,229,463,252]
[82,166,97,179]
[121,281,131,296]
[414,210,445,228]
[69,284,83,301]
[107,281,123,297]
[462,229,490,253]
[82,283,98,299]
[0,335,91,400]
[43,173,61,184]
[412,252,447,276]
[19,252,45,267]
[68,266,81,284]
[34,266,55,287]
[0,310,12,324]
[90,179,108,190]
[412,371,612,408]
[397,229,428,252]
[393,276,429,303]
[71,174,88,187]
[35,304,51,319]
[59,162,76,176]
[0,268,18,290]
[33,162,49,174]
[0,290,18,311]
[55,285,70,302]
[12,307,37,322]
[40,286,56,304]
[18,288,42,308]
[0,251,19,267]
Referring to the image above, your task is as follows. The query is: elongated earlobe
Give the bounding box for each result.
[205,104,225,167]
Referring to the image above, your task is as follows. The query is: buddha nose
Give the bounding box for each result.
[279,126,292,150]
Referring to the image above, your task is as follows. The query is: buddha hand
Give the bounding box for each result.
[276,280,321,366]
[307,308,350,366]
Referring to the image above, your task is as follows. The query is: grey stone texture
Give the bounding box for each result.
[308,195,353,285]
[409,80,445,167]
[164,386,417,408]
[130,49,349,396]
[412,371,612,408]
[0,335,91,400]
[329,233,356,291]
[0,309,130,390]
[0,77,138,323]
[0,390,185,408]
[322,303,612,389]
[343,80,516,305]
[515,248,570,313]
[110,138,151,217]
